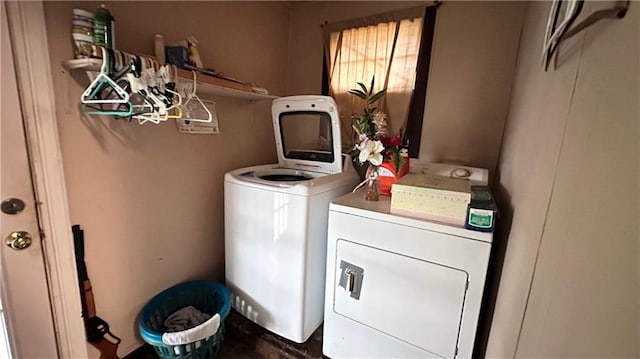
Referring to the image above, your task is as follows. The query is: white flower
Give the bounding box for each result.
[358,139,385,166]
[372,111,388,136]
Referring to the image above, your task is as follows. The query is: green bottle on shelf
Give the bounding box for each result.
[93,4,114,49]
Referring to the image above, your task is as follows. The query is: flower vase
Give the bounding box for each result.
[364,166,380,201]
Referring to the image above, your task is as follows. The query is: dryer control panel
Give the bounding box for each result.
[409,161,489,185]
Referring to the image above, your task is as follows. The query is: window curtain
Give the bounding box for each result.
[323,6,425,151]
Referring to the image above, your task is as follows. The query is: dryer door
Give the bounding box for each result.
[333,239,468,358]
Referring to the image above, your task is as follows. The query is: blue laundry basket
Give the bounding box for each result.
[138,281,231,359]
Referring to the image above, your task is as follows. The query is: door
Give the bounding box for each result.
[0,2,59,358]
[333,239,468,358]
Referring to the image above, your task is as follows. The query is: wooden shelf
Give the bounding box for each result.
[62,58,278,101]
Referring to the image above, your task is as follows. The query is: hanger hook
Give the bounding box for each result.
[100,47,107,74]
[191,70,198,97]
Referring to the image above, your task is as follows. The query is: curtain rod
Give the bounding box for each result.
[320,1,440,29]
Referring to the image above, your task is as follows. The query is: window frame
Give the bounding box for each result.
[321,5,439,158]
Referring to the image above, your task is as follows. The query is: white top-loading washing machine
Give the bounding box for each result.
[224,96,359,343]
[323,163,492,358]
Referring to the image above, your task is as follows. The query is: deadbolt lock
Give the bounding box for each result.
[5,231,32,250]
[1,198,25,215]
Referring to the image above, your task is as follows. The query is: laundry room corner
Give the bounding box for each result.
[42,2,290,355]
[6,0,632,358]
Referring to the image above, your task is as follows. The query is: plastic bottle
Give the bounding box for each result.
[154,34,165,64]
[186,36,203,68]
[93,4,114,49]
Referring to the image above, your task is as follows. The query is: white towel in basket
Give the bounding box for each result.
[161,312,220,346]
[164,306,211,332]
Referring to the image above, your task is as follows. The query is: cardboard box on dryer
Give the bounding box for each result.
[390,173,471,226]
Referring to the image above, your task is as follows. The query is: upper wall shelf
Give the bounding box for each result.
[62,58,278,101]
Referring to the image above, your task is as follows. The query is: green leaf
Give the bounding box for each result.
[357,82,368,94]
[392,150,404,173]
[348,89,367,99]
[368,89,386,104]
[369,76,375,96]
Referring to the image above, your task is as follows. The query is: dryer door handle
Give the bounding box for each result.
[347,272,355,292]
[339,260,364,300]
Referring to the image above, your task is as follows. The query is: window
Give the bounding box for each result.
[322,5,438,157]
[279,111,335,163]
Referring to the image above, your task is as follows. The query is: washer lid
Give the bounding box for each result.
[272,96,343,175]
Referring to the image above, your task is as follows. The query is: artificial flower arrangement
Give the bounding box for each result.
[349,77,409,199]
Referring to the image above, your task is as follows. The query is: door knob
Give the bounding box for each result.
[5,231,32,250]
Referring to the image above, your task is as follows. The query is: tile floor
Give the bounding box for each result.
[127,309,325,359]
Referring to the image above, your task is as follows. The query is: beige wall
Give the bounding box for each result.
[287,1,525,176]
[44,2,289,356]
[419,2,524,175]
[490,1,639,357]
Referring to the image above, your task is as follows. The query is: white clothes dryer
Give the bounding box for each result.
[323,163,492,358]
[224,96,359,343]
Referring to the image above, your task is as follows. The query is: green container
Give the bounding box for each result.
[92,4,114,49]
[465,186,498,232]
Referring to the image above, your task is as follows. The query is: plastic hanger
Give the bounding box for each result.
[542,0,562,66]
[132,57,169,124]
[181,71,212,123]
[126,73,157,119]
[541,0,584,70]
[163,88,183,120]
[116,55,158,122]
[160,65,183,120]
[81,48,133,116]
[562,0,630,40]
[81,47,130,105]
[79,48,189,123]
